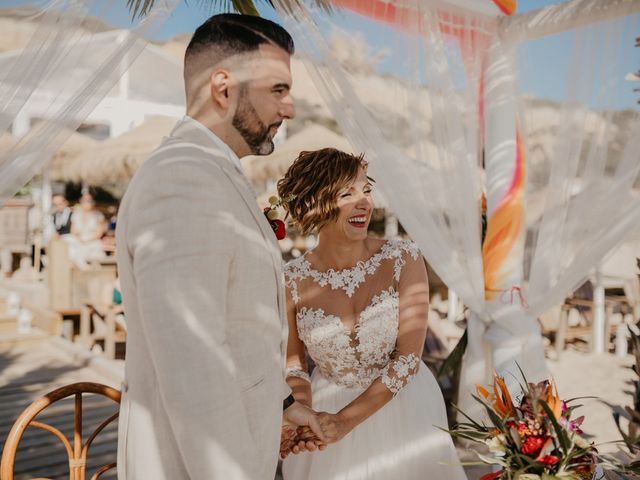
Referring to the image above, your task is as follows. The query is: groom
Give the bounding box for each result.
[116,14,325,479]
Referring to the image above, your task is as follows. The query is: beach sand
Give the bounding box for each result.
[548,347,637,454]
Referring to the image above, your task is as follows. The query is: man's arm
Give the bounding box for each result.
[128,160,260,479]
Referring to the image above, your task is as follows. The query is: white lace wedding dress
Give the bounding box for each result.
[282,239,467,480]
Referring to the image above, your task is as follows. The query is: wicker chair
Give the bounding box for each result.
[0,382,121,480]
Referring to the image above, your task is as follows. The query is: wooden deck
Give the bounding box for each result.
[0,339,121,479]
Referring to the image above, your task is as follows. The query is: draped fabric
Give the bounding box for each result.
[0,0,179,201]
[273,0,640,418]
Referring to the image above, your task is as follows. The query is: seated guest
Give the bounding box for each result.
[51,193,73,238]
[66,192,106,269]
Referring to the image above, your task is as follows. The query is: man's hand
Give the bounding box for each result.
[279,424,298,458]
[280,424,327,459]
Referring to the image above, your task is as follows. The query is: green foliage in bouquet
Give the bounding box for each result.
[447,366,640,480]
[613,324,640,455]
[612,259,640,455]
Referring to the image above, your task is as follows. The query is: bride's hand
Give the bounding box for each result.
[316,412,353,444]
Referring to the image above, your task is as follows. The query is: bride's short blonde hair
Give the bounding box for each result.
[277,148,366,235]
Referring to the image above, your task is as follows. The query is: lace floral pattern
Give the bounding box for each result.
[285,367,311,383]
[284,239,422,394]
[296,288,407,390]
[284,239,420,301]
[381,353,421,395]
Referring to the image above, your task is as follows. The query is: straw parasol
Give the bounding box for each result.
[49,130,99,183]
[242,123,354,186]
[50,116,176,185]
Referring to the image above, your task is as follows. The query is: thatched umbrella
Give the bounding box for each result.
[242,124,354,187]
[49,130,99,183]
[50,116,176,185]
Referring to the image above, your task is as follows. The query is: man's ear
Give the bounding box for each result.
[210,69,231,108]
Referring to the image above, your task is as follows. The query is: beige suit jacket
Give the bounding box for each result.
[116,117,289,479]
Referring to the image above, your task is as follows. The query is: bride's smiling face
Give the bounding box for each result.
[322,168,374,241]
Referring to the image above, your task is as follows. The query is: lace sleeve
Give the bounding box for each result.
[285,367,311,383]
[393,239,421,282]
[380,353,421,395]
[381,239,426,396]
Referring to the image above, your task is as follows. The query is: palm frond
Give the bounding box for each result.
[127,0,332,19]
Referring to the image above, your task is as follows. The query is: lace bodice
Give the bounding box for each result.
[284,239,422,393]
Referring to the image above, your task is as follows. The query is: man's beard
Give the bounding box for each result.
[232,90,280,156]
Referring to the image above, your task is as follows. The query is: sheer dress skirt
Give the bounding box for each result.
[282,365,468,480]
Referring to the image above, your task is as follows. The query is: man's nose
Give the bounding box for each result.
[280,95,295,120]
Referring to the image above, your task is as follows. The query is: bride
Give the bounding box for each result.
[277,148,468,479]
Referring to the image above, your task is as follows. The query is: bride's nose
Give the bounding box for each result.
[355,193,372,210]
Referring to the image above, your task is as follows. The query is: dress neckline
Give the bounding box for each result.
[285,238,418,301]
[301,239,391,276]
[298,239,394,298]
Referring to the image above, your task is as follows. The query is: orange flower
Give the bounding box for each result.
[545,381,562,420]
[493,373,515,417]
[477,384,491,400]
[476,372,515,418]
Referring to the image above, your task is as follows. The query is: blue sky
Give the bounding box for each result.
[6,0,640,109]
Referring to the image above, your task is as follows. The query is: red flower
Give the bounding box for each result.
[480,471,503,480]
[539,455,560,466]
[270,219,286,240]
[521,436,546,455]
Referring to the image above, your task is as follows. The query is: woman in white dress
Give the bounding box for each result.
[277,148,467,480]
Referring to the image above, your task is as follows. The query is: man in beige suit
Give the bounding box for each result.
[116,14,324,479]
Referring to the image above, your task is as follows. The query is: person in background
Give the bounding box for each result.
[51,193,73,238]
[66,192,106,268]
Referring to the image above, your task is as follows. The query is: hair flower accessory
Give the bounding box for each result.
[264,194,296,240]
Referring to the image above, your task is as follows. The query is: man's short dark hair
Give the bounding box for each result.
[185,13,294,67]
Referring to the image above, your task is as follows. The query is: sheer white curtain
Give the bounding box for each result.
[0,0,179,201]
[273,0,640,418]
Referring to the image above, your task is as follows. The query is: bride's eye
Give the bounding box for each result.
[340,192,351,198]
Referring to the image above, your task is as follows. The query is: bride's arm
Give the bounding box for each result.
[284,286,313,408]
[316,251,430,443]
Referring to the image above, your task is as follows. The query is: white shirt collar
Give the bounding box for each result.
[182,116,244,174]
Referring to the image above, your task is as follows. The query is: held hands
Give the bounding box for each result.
[280,407,353,459]
[281,401,326,459]
[280,425,326,459]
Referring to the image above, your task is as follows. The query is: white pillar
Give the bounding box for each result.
[41,167,52,224]
[447,290,459,323]
[592,267,606,354]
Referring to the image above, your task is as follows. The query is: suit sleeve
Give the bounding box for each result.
[126,159,261,479]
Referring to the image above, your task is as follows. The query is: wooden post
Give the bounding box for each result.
[592,267,606,354]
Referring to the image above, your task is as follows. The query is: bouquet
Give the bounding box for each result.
[448,369,640,480]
